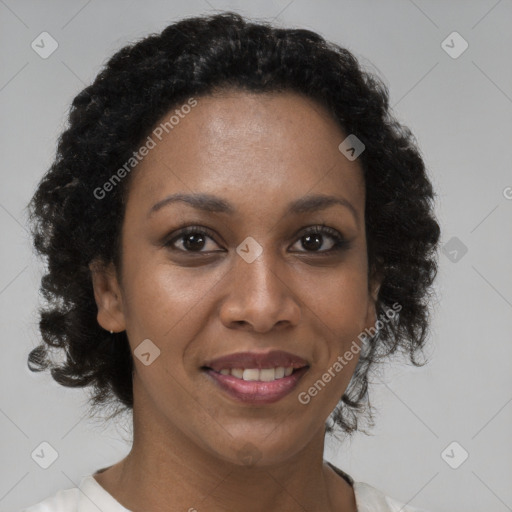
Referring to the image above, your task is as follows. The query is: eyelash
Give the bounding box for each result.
[164,223,351,255]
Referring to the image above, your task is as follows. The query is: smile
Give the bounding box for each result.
[202,350,310,404]
[203,366,309,404]
[217,367,294,381]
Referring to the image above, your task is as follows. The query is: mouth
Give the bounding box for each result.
[202,350,310,404]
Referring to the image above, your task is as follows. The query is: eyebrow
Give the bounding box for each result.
[148,192,359,225]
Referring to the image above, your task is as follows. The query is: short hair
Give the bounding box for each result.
[27,11,440,434]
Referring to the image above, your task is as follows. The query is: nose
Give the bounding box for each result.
[219,253,301,333]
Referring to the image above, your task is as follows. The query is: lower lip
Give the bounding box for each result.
[203,367,309,404]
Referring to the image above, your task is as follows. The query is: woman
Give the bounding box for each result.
[23,11,440,512]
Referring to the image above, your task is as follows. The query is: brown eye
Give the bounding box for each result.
[303,234,323,251]
[290,225,351,254]
[181,232,207,251]
[165,227,221,253]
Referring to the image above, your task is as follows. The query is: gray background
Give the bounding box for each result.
[1,1,511,511]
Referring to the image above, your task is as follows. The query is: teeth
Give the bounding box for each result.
[217,366,296,381]
[242,369,260,381]
[259,368,276,382]
[231,368,244,379]
[274,367,285,379]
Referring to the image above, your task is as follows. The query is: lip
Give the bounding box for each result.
[203,350,309,372]
[204,366,309,404]
[202,350,310,404]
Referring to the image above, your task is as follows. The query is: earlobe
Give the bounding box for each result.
[371,282,381,304]
[365,274,382,330]
[368,263,382,303]
[89,260,126,333]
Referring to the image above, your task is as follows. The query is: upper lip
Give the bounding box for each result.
[203,350,309,372]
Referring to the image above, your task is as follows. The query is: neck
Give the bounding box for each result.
[94,381,355,512]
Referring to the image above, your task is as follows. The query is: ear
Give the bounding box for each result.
[89,259,126,333]
[363,267,382,331]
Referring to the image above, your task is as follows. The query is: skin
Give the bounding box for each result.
[90,90,381,512]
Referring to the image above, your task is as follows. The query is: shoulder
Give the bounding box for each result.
[21,486,81,512]
[353,481,430,512]
[20,474,128,512]
[326,462,430,512]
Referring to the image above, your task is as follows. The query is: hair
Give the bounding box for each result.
[27,11,440,435]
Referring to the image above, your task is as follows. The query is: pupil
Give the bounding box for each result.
[184,233,205,251]
[182,233,324,252]
[303,234,321,251]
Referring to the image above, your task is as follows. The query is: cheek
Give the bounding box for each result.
[296,262,369,398]
[121,263,213,406]
[122,261,222,338]
[298,263,371,336]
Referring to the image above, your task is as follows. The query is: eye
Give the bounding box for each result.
[165,226,222,253]
[289,225,351,254]
[164,224,351,255]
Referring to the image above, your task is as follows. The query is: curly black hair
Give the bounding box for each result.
[27,11,440,435]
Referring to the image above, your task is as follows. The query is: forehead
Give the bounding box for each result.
[126,90,365,218]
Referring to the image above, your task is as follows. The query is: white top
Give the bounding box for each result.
[21,469,429,512]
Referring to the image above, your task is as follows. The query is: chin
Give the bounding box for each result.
[205,425,318,469]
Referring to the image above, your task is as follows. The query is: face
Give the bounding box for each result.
[92,90,380,466]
